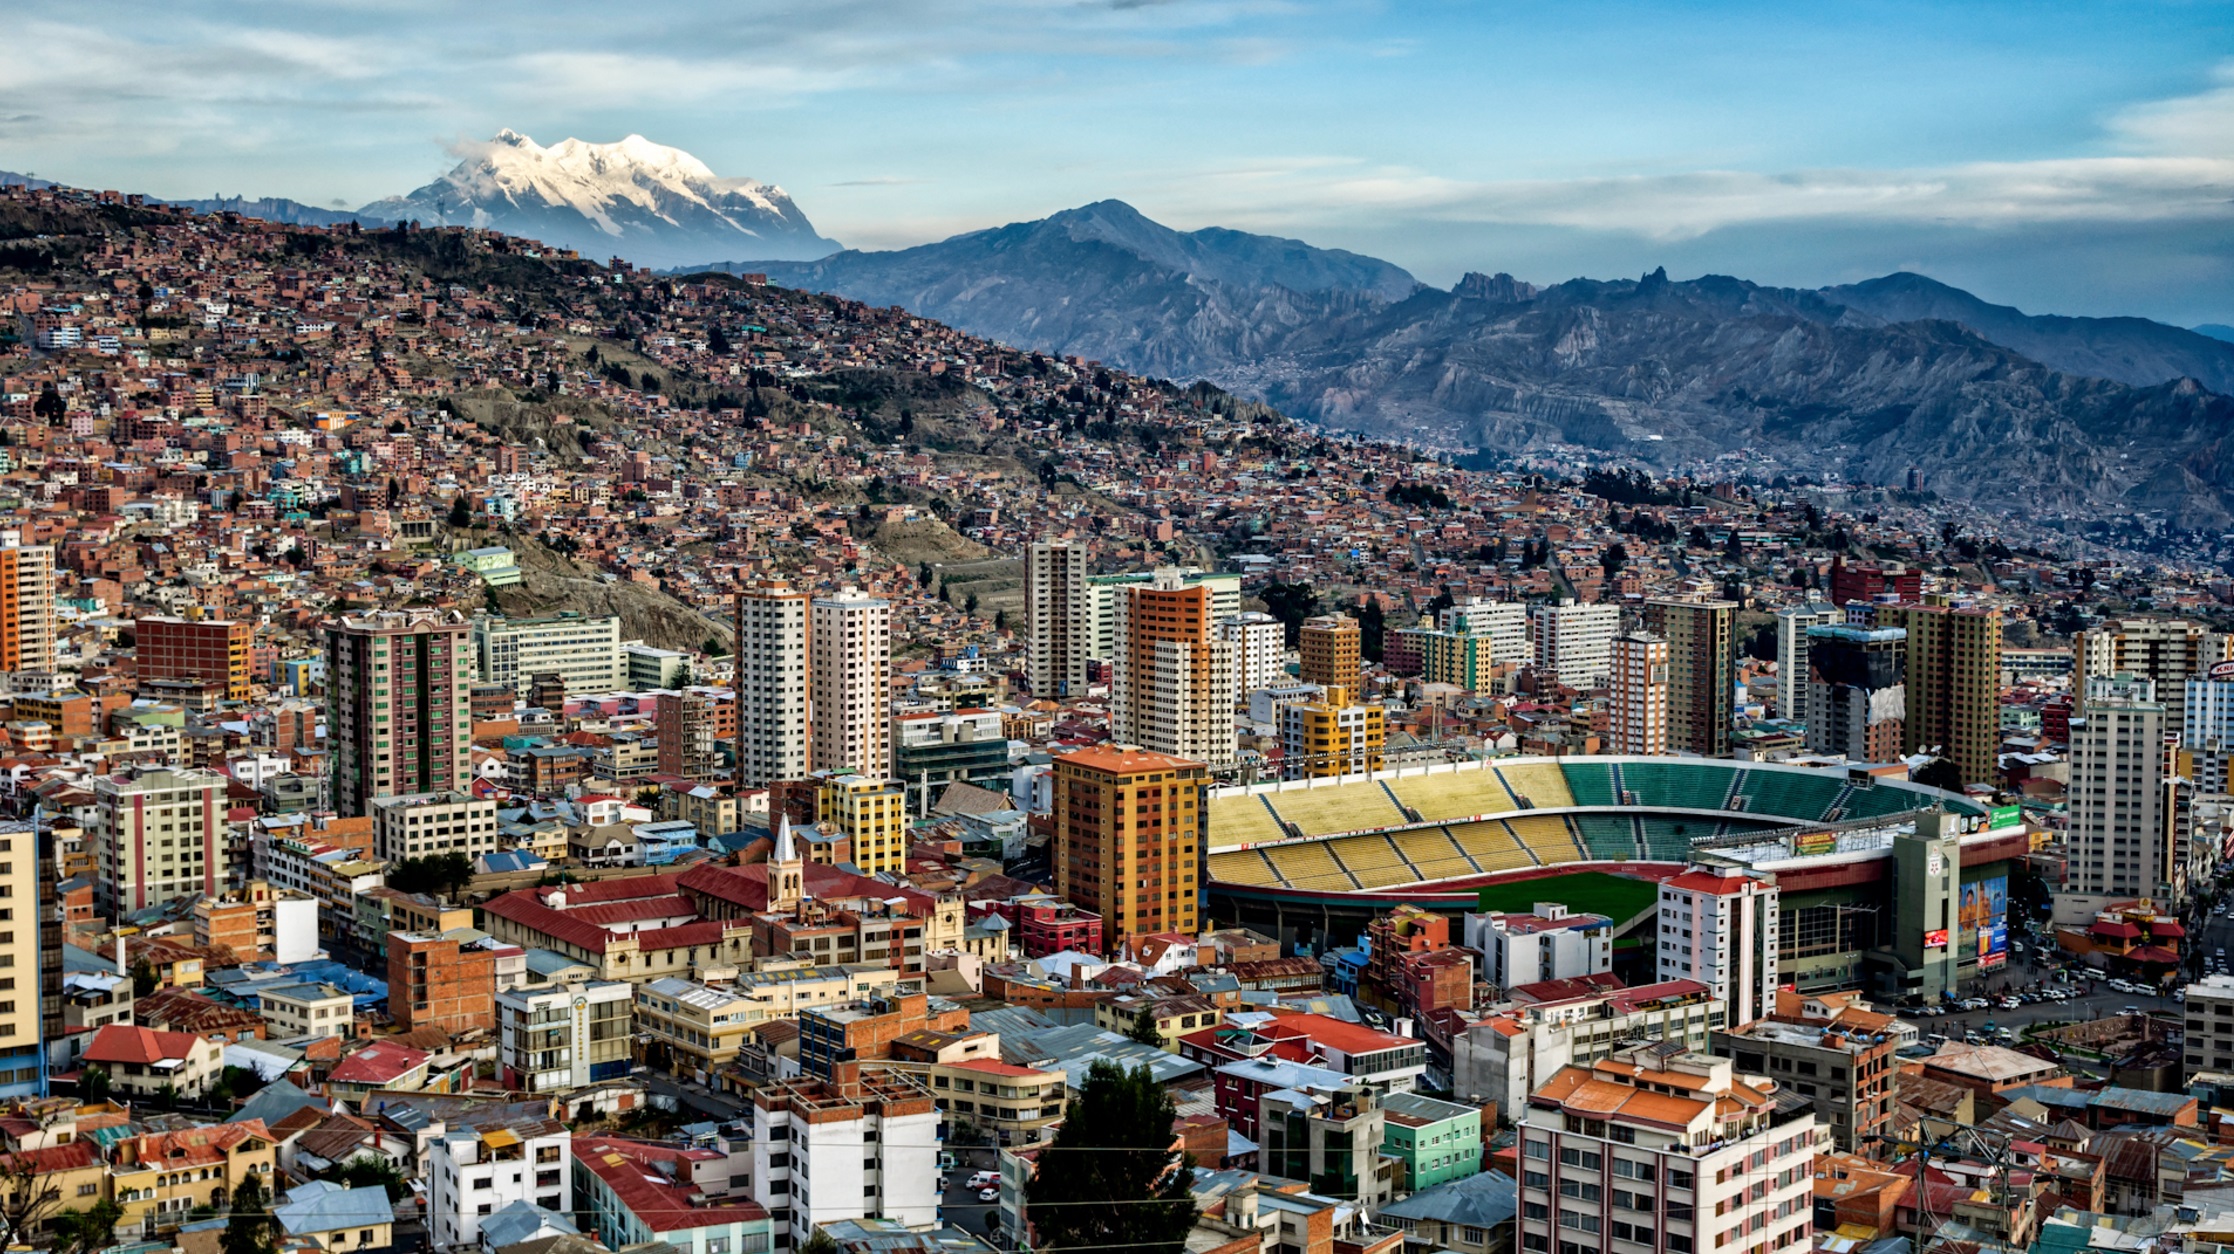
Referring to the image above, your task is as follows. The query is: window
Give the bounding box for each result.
[1559,1147,1602,1170]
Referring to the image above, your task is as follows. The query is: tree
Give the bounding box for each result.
[222,1174,274,1254]
[708,324,733,355]
[1259,581,1319,647]
[1913,757,1965,793]
[32,384,64,425]
[1126,1005,1165,1046]
[334,1155,410,1202]
[1601,542,1629,578]
[800,1230,842,1254]
[964,591,980,616]
[1027,1061,1197,1254]
[1357,599,1386,663]
[82,1066,110,1104]
[49,1199,122,1254]
[130,957,157,999]
[447,495,474,528]
[0,1154,62,1250]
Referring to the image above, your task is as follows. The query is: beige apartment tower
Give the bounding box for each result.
[2058,672,2178,921]
[1644,599,1736,757]
[2076,617,2230,731]
[1875,599,2003,785]
[811,586,892,776]
[1111,568,1237,767]
[1026,541,1090,700]
[325,610,473,818]
[734,580,812,787]
[1299,614,1362,696]
[1609,631,1670,755]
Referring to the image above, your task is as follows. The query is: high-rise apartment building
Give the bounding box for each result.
[1084,569,1241,661]
[1529,600,1620,689]
[1873,599,2003,785]
[325,610,473,818]
[816,773,909,875]
[733,580,811,787]
[1054,745,1205,951]
[2077,617,2230,732]
[1281,684,1385,779]
[1827,557,1921,607]
[752,1067,941,1249]
[1026,541,1089,699]
[1803,624,1907,762]
[1515,1044,1817,1254]
[0,546,56,676]
[1656,865,1779,1029]
[1442,597,1529,665]
[2060,672,2178,919]
[811,587,891,776]
[2185,663,2234,796]
[1110,569,1236,767]
[137,615,253,701]
[1644,599,1736,757]
[1609,631,1669,755]
[1299,614,1362,695]
[657,689,723,782]
[89,765,228,916]
[1218,611,1287,699]
[472,612,625,697]
[0,819,39,1097]
[1774,602,1840,718]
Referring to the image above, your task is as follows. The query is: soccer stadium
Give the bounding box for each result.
[1202,755,2032,999]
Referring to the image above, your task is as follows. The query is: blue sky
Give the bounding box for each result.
[5,0,2231,324]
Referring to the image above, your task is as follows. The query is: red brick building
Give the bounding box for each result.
[386,930,495,1033]
[137,615,253,701]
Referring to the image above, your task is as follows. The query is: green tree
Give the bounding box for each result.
[1126,1005,1165,1047]
[799,1230,842,1254]
[1259,581,1319,647]
[221,1174,274,1254]
[50,1198,123,1253]
[1913,757,1965,793]
[130,958,157,998]
[334,1155,411,1202]
[447,495,474,528]
[1026,1061,1197,1254]
[82,1066,111,1104]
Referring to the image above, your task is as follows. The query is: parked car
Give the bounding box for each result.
[978,1187,1000,1203]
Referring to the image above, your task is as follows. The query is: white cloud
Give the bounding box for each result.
[2109,59,2234,158]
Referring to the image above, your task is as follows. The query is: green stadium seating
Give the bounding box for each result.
[1574,814,1640,860]
[1619,761,1732,812]
[1733,770,1849,822]
[1563,761,1621,807]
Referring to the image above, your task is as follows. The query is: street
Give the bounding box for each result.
[644,1073,746,1121]
[938,1143,1004,1241]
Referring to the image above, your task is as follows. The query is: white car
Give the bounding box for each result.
[977,1187,1000,1203]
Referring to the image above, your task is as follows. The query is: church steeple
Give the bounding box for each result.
[770,813,804,912]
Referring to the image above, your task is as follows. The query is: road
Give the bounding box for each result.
[938,1143,1004,1241]
[645,1073,746,1121]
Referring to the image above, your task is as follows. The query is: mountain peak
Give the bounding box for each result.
[361,131,838,268]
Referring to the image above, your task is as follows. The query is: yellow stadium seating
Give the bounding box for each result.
[1331,834,1410,888]
[1506,814,1589,863]
[1208,794,1290,847]
[1446,819,1538,874]
[1387,771,1520,822]
[1263,785,1409,838]
[1392,827,1482,882]
[1207,848,1281,886]
[1498,762,1577,810]
[1262,840,1357,890]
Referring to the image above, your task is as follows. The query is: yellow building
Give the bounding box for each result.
[1281,685,1386,778]
[113,1121,276,1236]
[924,1058,1068,1147]
[1299,614,1362,695]
[635,976,758,1077]
[1092,994,1226,1050]
[816,773,910,875]
[1876,599,2004,786]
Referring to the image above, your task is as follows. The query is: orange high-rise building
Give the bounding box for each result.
[1299,613,1362,695]
[0,546,56,675]
[1110,569,1236,768]
[1054,745,1206,952]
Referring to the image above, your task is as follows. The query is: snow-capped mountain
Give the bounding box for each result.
[360,130,839,267]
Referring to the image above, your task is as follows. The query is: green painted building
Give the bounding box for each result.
[1381,1091,1484,1191]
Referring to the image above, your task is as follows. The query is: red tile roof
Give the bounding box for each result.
[574,1135,770,1233]
[329,1041,430,1085]
[82,1022,206,1066]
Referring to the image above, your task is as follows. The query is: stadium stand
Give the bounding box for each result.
[1387,771,1519,823]
[1262,840,1359,891]
[1209,794,1289,847]
[1574,814,1641,860]
[1562,760,1621,808]
[1734,769,1849,822]
[1331,834,1411,887]
[1445,820,1537,873]
[1498,761,1577,810]
[1507,814,1586,863]
[1266,784,1410,838]
[1393,827,1485,881]
[1619,760,1732,812]
[1210,848,1284,886]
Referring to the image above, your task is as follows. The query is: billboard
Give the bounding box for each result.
[1924,929,1949,949]
[1959,875,2009,968]
[1988,804,2022,830]
[1794,830,1837,857]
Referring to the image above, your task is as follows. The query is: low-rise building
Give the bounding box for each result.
[497,979,634,1092]
[925,1058,1066,1147]
[1260,1082,1397,1210]
[80,1022,223,1100]
[112,1120,277,1238]
[573,1134,775,1254]
[635,977,758,1080]
[1452,978,1722,1120]
[257,981,356,1040]
[1464,903,1613,991]
[1381,1091,1485,1192]
[751,1065,941,1250]
[271,1181,396,1252]
[1710,992,1903,1152]
[427,1115,573,1251]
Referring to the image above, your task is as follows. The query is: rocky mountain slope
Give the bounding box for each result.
[364,130,838,268]
[708,202,2234,523]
